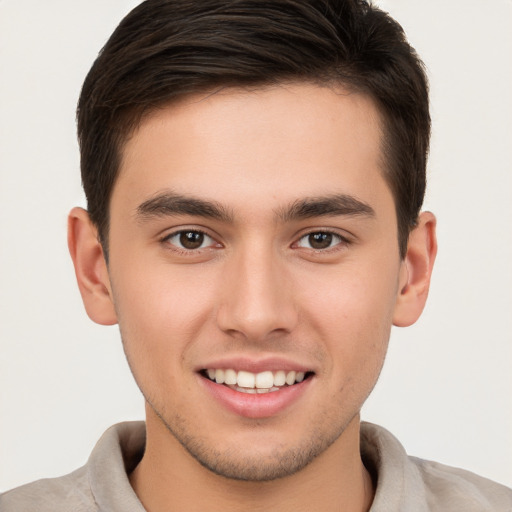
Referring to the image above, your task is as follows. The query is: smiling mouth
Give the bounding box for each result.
[201,368,314,394]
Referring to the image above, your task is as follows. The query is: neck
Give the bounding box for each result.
[130,408,374,512]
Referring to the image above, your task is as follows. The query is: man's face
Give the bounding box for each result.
[106,84,406,480]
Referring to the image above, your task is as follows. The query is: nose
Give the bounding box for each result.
[216,244,298,341]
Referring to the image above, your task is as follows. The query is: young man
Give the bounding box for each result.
[1,0,510,510]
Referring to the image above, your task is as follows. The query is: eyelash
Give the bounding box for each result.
[294,230,350,252]
[161,229,219,254]
[160,228,351,256]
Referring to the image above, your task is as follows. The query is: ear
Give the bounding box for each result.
[393,211,437,327]
[67,207,118,325]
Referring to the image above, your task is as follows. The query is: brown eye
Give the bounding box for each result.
[308,232,333,249]
[297,231,344,250]
[166,230,215,250]
[180,231,204,249]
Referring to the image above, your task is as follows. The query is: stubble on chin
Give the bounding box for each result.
[149,399,352,482]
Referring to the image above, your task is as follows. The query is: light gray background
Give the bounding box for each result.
[1,0,511,491]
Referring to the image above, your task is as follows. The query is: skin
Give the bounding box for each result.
[68,83,436,512]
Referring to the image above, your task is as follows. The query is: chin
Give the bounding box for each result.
[159,410,346,482]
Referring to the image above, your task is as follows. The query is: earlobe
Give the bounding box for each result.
[393,211,437,327]
[67,207,118,326]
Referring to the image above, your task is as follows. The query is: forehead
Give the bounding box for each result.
[114,83,389,217]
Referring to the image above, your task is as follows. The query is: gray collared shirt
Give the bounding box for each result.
[1,421,511,511]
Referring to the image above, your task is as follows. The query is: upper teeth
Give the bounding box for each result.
[206,369,306,388]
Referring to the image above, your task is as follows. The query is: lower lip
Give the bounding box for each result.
[200,375,313,419]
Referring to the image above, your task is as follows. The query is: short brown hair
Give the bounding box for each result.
[77,0,430,258]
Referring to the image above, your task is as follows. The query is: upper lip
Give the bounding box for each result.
[196,355,315,374]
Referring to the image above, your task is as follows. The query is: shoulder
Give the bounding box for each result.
[0,421,146,512]
[410,456,512,511]
[361,422,512,511]
[0,466,97,512]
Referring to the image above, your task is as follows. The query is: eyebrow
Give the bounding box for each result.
[136,191,375,224]
[136,191,234,222]
[278,194,375,222]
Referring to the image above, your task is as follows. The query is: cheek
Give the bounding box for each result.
[112,253,217,323]
[300,260,399,370]
[109,262,218,376]
[305,257,399,320]
[304,274,395,415]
